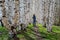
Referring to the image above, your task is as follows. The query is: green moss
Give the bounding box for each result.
[0,24,60,40]
[37,24,60,40]
[17,34,25,38]
[27,24,34,30]
[52,25,60,33]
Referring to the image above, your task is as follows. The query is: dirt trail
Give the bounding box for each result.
[33,26,43,40]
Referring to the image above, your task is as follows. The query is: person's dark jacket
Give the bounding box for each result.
[33,15,36,23]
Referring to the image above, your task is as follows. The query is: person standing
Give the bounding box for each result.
[32,14,36,27]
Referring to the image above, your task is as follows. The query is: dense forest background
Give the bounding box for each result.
[0,0,60,40]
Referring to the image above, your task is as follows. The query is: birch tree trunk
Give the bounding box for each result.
[13,0,20,31]
[1,0,11,30]
[46,0,55,32]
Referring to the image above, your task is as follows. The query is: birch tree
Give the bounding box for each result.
[46,0,55,32]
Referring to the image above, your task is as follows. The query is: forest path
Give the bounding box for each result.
[33,26,43,40]
[17,25,44,40]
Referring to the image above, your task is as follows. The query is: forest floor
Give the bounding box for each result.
[0,24,60,40]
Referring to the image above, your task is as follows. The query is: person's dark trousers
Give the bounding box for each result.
[33,21,36,27]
